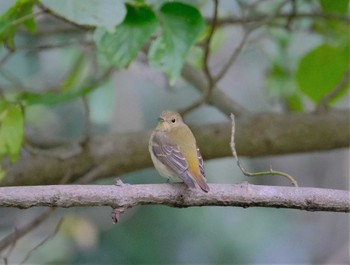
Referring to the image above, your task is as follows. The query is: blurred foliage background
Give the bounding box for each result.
[0,0,349,264]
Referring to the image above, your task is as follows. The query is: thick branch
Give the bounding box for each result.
[0,184,349,213]
[2,110,349,186]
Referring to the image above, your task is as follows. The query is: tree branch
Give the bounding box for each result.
[209,12,350,26]
[181,63,247,116]
[230,114,298,187]
[0,208,54,252]
[1,110,349,186]
[0,184,348,213]
[19,218,63,265]
[37,3,93,31]
[317,65,350,111]
[180,0,219,115]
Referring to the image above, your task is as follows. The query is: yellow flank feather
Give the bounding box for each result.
[169,126,199,173]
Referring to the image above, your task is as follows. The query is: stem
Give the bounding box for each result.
[230,113,298,187]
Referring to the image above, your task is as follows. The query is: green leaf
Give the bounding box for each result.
[0,0,37,50]
[41,0,126,31]
[286,93,303,112]
[95,3,157,68]
[20,86,93,106]
[0,104,24,163]
[0,99,7,113]
[320,0,349,14]
[23,14,36,33]
[149,2,205,85]
[267,62,304,112]
[296,44,350,103]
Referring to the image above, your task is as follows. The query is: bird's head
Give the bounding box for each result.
[156,110,184,131]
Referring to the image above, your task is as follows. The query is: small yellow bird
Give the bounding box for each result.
[149,110,209,192]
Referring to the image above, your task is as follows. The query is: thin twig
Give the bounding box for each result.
[248,0,291,31]
[182,0,290,115]
[202,0,219,97]
[215,1,254,83]
[80,95,91,146]
[16,40,94,52]
[208,12,350,26]
[317,65,350,112]
[181,63,248,116]
[230,113,298,187]
[212,0,290,83]
[37,3,93,31]
[0,66,30,91]
[181,0,219,115]
[285,0,297,30]
[19,218,63,265]
[0,228,17,265]
[0,51,13,66]
[0,208,55,253]
[214,30,250,83]
[8,10,44,28]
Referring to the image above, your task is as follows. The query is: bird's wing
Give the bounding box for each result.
[197,145,206,179]
[151,132,195,188]
[193,145,209,192]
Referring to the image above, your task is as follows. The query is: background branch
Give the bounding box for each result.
[209,12,350,26]
[19,218,63,265]
[0,184,349,213]
[0,208,54,252]
[317,65,350,111]
[2,109,349,186]
[180,0,219,114]
[37,3,93,31]
[213,29,250,83]
[181,63,247,116]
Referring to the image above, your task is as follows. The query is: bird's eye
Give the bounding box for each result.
[171,118,176,123]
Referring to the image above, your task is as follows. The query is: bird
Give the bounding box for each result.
[149,110,209,192]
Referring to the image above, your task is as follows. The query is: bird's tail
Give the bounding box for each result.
[183,171,209,193]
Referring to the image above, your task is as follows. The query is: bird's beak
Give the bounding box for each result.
[156,117,165,130]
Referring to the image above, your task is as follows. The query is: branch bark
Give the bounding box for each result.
[1,109,349,186]
[0,184,349,213]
